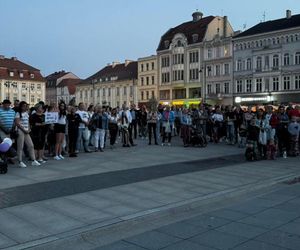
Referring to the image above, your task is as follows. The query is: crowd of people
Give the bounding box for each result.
[0,98,300,168]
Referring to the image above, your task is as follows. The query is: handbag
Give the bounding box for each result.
[165,121,171,133]
[259,131,267,145]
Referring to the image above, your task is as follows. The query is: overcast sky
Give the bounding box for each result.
[0,0,299,79]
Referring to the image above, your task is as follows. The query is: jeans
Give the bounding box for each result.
[76,128,89,152]
[148,123,157,144]
[227,123,235,143]
[94,128,106,149]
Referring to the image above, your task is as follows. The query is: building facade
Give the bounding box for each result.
[0,56,45,106]
[56,78,81,104]
[233,10,300,106]
[157,11,234,107]
[76,60,138,107]
[137,55,158,106]
[46,71,79,104]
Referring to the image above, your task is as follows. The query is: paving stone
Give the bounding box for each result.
[277,221,300,236]
[256,230,300,250]
[184,214,231,229]
[232,240,290,250]
[103,205,141,217]
[95,240,146,250]
[216,221,269,238]
[190,229,248,250]
[156,221,208,239]
[161,240,216,250]
[275,202,300,215]
[125,230,181,250]
[0,232,17,248]
[206,209,249,221]
[238,208,299,229]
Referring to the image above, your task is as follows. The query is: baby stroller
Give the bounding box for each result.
[189,125,207,148]
[245,140,258,161]
[0,138,16,174]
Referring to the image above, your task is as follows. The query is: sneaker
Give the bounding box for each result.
[32,160,41,166]
[54,156,61,160]
[19,161,27,168]
[161,143,164,146]
[75,150,79,154]
[37,159,46,164]
[168,143,171,146]
[59,155,65,160]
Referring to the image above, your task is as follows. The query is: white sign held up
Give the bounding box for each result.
[45,112,58,124]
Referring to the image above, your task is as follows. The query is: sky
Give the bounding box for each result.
[0,0,299,79]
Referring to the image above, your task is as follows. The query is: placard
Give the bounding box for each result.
[45,112,58,124]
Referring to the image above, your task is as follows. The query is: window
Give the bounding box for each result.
[141,91,144,100]
[273,77,279,91]
[123,86,127,95]
[256,57,262,71]
[20,72,24,78]
[189,68,199,80]
[37,84,41,90]
[146,63,149,71]
[152,91,155,98]
[284,53,290,66]
[295,75,300,89]
[224,82,229,94]
[146,91,149,100]
[160,90,170,100]
[224,45,230,57]
[283,76,290,90]
[273,55,279,68]
[141,64,144,72]
[85,90,88,98]
[207,49,212,59]
[207,66,212,76]
[216,83,221,94]
[215,65,221,76]
[141,77,144,86]
[162,56,170,67]
[246,79,252,92]
[173,70,184,81]
[152,62,155,70]
[295,52,300,65]
[31,95,35,104]
[173,54,184,65]
[162,72,170,83]
[31,83,34,89]
[97,89,100,97]
[207,84,212,94]
[146,77,149,85]
[216,47,221,58]
[265,56,269,68]
[237,60,242,71]
[102,89,105,97]
[30,73,34,79]
[236,80,242,93]
[108,88,111,97]
[130,86,133,96]
[224,64,230,75]
[151,76,155,85]
[9,71,14,77]
[189,51,199,63]
[256,78,262,92]
[246,58,252,70]
[22,83,26,89]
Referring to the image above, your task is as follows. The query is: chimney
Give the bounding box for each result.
[223,16,228,37]
[0,55,4,59]
[11,57,17,61]
[286,10,292,19]
[192,11,203,22]
[112,61,120,68]
[125,59,133,66]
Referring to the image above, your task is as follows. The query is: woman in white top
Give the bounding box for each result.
[15,101,41,168]
[54,102,67,160]
[211,106,224,143]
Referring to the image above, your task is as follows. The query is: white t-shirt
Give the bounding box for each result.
[76,110,89,128]
[212,113,224,122]
[15,112,29,131]
[57,115,67,125]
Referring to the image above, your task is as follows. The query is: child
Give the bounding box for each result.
[288,116,300,156]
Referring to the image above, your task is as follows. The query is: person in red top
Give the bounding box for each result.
[288,105,300,119]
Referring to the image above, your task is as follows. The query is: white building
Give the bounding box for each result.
[0,56,45,106]
[76,60,138,107]
[233,10,300,105]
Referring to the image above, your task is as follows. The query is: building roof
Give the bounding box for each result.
[81,61,138,85]
[46,71,69,81]
[57,78,81,95]
[157,16,215,51]
[234,14,300,39]
[0,56,44,82]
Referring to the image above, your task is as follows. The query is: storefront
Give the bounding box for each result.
[171,98,202,108]
[234,95,275,105]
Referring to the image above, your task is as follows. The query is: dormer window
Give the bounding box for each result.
[192,34,199,43]
[20,72,24,78]
[30,73,34,79]
[164,40,170,49]
[9,71,14,77]
[176,40,183,47]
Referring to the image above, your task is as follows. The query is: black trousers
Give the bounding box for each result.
[148,123,157,143]
[131,119,138,139]
[128,124,134,145]
[68,129,78,154]
[109,125,118,146]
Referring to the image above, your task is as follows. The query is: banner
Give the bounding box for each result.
[45,112,58,124]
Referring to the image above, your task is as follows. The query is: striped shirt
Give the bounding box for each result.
[0,107,15,132]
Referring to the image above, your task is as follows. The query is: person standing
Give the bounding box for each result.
[54,102,67,160]
[120,104,136,146]
[277,106,290,158]
[109,108,119,148]
[76,103,91,153]
[139,105,148,140]
[130,104,138,139]
[147,110,158,145]
[15,101,40,167]
[67,106,81,157]
[161,106,175,146]
[30,104,47,163]
[0,99,15,140]
[181,109,193,147]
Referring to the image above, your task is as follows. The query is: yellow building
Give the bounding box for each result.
[137,55,158,107]
[0,56,45,106]
[76,60,138,107]
[157,11,234,107]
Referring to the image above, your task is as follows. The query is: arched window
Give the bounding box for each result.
[284,53,290,66]
[273,55,279,68]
